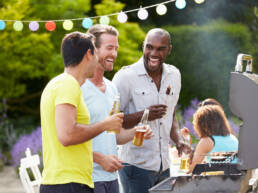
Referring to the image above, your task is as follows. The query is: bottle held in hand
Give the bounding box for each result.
[107,94,120,134]
[179,129,191,171]
[132,109,149,147]
[133,124,147,147]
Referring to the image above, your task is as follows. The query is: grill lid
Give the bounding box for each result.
[229,71,258,170]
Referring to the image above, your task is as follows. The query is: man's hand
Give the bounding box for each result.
[104,113,124,133]
[176,140,193,157]
[99,154,124,173]
[143,125,154,140]
[148,104,167,121]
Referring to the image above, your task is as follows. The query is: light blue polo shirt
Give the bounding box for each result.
[81,78,118,182]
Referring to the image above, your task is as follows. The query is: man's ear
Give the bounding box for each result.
[84,49,93,60]
[168,44,172,55]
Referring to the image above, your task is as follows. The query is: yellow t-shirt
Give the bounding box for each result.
[40,72,93,188]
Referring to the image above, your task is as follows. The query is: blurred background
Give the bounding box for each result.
[0,0,257,171]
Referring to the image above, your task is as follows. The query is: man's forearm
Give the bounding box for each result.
[93,151,104,164]
[170,111,183,145]
[170,124,182,145]
[59,121,106,146]
[122,111,144,129]
[116,127,136,145]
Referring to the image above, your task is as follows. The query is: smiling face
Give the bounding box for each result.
[143,31,171,73]
[97,33,119,71]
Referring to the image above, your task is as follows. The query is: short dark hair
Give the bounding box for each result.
[61,31,95,67]
[87,24,119,48]
[193,105,231,138]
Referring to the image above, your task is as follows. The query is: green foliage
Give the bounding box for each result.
[0,0,53,98]
[0,0,91,120]
[0,0,145,132]
[162,21,255,111]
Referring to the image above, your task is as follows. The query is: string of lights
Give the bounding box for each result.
[0,0,205,32]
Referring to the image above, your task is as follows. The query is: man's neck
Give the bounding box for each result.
[147,67,163,91]
[147,68,162,79]
[89,66,105,86]
[89,67,106,93]
[64,66,84,86]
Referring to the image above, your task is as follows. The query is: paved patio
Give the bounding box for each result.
[0,166,24,193]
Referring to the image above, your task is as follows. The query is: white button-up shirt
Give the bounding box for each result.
[112,58,181,172]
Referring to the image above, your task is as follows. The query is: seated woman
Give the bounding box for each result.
[198,98,235,135]
[187,105,239,173]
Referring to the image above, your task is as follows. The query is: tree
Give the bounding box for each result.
[0,0,145,130]
[163,21,255,111]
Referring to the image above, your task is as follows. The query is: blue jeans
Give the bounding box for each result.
[119,164,170,193]
[40,183,93,193]
[93,179,119,193]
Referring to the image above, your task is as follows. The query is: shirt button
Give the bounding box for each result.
[160,122,162,125]
[151,80,154,83]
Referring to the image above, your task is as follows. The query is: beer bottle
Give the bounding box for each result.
[180,131,191,172]
[107,94,120,134]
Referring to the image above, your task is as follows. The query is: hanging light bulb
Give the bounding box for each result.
[175,0,186,10]
[99,16,110,25]
[137,7,148,20]
[45,21,56,31]
[194,0,205,4]
[63,20,73,31]
[82,18,93,29]
[156,4,167,15]
[29,21,39,31]
[13,21,23,31]
[0,20,6,30]
[117,12,128,23]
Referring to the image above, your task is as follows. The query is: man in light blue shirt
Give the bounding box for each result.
[82,78,120,183]
[81,24,153,193]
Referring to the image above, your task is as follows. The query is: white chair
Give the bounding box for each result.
[19,148,42,193]
[249,169,258,192]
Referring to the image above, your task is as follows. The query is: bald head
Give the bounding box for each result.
[144,28,171,46]
[142,28,172,73]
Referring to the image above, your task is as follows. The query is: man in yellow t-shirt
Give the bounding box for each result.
[40,32,123,193]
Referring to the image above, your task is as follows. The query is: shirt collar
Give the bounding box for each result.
[135,57,148,76]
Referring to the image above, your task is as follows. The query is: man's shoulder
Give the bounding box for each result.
[47,73,79,91]
[164,63,180,73]
[115,63,137,77]
[119,63,135,72]
[164,63,181,78]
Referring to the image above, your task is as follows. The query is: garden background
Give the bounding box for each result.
[0,0,258,171]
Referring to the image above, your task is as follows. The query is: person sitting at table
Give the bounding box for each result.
[198,98,235,135]
[187,105,239,173]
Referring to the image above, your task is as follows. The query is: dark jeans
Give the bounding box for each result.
[40,183,93,193]
[93,179,119,193]
[119,164,170,193]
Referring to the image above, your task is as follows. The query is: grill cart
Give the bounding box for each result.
[149,54,258,193]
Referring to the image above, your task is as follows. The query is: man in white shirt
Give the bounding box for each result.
[112,28,191,193]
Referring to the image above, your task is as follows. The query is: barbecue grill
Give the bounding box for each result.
[149,54,258,193]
